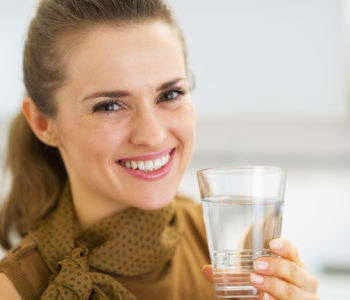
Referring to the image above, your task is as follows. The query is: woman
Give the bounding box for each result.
[0,0,318,299]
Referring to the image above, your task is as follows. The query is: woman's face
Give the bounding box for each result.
[51,21,195,214]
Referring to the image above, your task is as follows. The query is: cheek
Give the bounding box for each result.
[55,115,129,161]
[171,103,196,151]
[183,103,196,140]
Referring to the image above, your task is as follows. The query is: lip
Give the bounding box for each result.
[117,148,174,162]
[116,148,175,181]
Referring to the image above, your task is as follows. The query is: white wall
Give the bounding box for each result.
[0,1,37,119]
[170,0,347,120]
[0,0,347,120]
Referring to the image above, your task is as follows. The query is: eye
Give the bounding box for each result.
[92,100,122,113]
[158,88,185,103]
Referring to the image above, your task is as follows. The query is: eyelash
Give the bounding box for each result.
[92,100,122,113]
[157,87,186,103]
[92,87,186,114]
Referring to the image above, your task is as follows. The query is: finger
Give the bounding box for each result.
[269,239,305,268]
[254,257,318,292]
[250,273,318,300]
[201,265,214,283]
[258,292,277,300]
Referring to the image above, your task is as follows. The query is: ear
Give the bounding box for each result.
[22,97,60,147]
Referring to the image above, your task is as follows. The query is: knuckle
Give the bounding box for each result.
[292,245,300,261]
[283,239,299,261]
[299,260,307,269]
[311,277,319,291]
[288,262,299,280]
[285,283,295,298]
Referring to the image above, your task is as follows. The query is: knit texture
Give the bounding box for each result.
[29,185,181,299]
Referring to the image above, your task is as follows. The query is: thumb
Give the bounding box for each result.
[202,265,214,283]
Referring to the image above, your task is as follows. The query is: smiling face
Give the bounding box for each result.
[48,21,195,225]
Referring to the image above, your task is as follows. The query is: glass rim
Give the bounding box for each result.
[197,165,287,175]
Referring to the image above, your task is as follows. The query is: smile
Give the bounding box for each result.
[119,153,170,172]
[116,148,175,181]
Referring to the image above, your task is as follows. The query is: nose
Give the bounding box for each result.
[130,109,167,147]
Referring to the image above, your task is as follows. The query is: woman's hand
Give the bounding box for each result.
[202,239,319,300]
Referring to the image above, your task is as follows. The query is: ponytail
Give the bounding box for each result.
[0,112,66,249]
[0,0,186,250]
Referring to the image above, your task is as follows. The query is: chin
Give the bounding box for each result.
[132,192,175,211]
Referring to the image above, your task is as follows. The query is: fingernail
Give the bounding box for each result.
[263,292,270,300]
[269,239,283,250]
[250,273,264,284]
[254,260,268,271]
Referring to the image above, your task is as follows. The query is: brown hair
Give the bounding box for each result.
[0,0,187,250]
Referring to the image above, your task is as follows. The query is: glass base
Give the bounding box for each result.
[212,250,272,298]
[215,274,258,298]
[216,285,258,298]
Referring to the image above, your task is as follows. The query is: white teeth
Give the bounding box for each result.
[138,161,145,171]
[162,154,170,165]
[131,161,137,169]
[154,158,162,169]
[145,160,154,171]
[121,152,171,172]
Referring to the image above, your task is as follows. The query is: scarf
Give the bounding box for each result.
[29,185,181,299]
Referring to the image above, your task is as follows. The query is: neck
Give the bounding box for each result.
[70,183,129,236]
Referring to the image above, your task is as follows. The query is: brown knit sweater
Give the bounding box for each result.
[0,196,220,300]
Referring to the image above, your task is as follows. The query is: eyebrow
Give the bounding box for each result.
[81,77,187,102]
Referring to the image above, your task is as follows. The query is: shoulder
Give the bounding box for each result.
[174,194,211,264]
[0,273,22,300]
[0,236,50,300]
[175,193,202,213]
[175,194,202,220]
[175,194,207,240]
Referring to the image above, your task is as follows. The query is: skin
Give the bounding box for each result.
[2,21,318,300]
[202,239,319,300]
[23,21,195,233]
[0,274,21,300]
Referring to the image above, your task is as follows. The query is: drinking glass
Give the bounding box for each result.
[197,166,287,298]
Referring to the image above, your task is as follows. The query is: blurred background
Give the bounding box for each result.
[1,0,350,298]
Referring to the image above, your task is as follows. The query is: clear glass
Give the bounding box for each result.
[197,166,287,299]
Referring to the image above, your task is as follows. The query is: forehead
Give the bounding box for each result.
[59,21,186,91]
